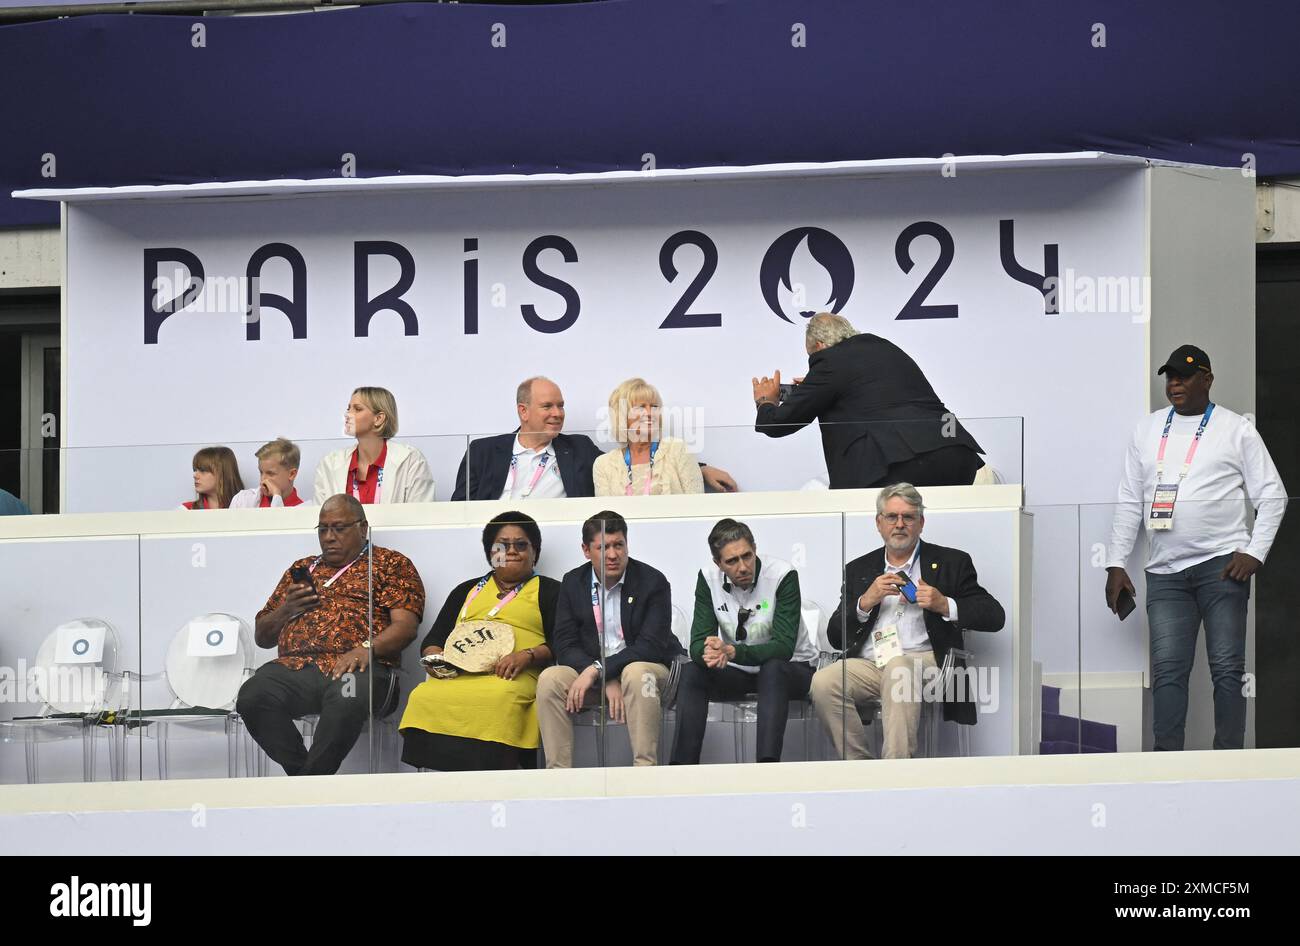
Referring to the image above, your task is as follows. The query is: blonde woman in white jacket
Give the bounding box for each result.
[313,387,436,505]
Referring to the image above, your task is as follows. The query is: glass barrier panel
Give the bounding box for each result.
[0,531,142,784]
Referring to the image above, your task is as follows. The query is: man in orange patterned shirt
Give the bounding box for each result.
[236,494,425,775]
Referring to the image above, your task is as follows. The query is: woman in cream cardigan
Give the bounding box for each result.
[313,386,436,504]
[593,378,704,496]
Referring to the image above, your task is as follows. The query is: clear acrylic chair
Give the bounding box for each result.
[837,646,975,760]
[0,618,126,783]
[250,668,403,775]
[915,647,975,758]
[719,600,828,763]
[123,613,255,779]
[570,603,689,767]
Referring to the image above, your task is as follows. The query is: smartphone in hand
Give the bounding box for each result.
[1116,587,1136,620]
[898,577,918,603]
[289,565,320,603]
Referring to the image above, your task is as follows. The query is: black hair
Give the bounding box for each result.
[707,518,755,561]
[482,510,542,563]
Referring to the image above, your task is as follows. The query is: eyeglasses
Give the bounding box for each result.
[878,512,920,524]
[493,539,533,553]
[736,608,753,641]
[317,520,363,537]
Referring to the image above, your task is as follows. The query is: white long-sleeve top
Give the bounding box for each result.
[313,440,436,505]
[1107,405,1288,574]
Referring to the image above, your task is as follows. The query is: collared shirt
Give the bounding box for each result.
[591,570,627,658]
[257,545,425,672]
[856,543,958,661]
[347,442,388,504]
[499,435,566,500]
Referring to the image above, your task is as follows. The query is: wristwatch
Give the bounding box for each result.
[360,640,371,649]
[591,659,603,675]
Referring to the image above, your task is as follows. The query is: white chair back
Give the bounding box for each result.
[164,613,255,710]
[800,599,831,654]
[670,603,690,650]
[31,618,119,715]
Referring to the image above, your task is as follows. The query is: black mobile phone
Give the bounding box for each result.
[1116,587,1136,621]
[778,382,796,402]
[290,564,318,596]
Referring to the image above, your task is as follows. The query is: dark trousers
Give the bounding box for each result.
[872,444,982,488]
[670,659,816,764]
[236,660,395,775]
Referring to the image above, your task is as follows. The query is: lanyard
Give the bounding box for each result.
[309,543,368,589]
[1155,403,1214,483]
[459,573,530,622]
[348,455,384,504]
[623,441,659,496]
[881,549,920,625]
[591,577,624,641]
[506,451,552,498]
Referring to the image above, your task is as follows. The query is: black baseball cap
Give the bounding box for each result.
[1157,344,1212,377]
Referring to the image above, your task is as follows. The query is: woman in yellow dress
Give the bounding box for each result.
[399,511,560,771]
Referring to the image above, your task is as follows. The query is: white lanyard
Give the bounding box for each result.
[459,574,530,622]
[505,451,552,498]
[309,543,368,589]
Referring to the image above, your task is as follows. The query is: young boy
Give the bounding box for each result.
[230,438,310,508]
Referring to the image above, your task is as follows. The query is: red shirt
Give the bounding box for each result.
[346,442,388,504]
[260,488,304,508]
[183,497,213,510]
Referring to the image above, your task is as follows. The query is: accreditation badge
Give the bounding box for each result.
[872,624,904,669]
[1149,483,1179,531]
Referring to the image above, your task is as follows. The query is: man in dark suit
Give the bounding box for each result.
[536,510,682,766]
[810,483,1004,759]
[752,313,984,489]
[452,377,604,501]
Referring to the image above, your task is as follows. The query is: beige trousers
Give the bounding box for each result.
[810,652,938,760]
[537,661,669,767]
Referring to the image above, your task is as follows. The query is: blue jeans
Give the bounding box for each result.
[1145,553,1249,751]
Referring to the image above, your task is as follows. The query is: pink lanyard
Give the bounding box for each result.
[1155,404,1215,483]
[506,452,552,498]
[623,441,659,496]
[460,574,529,622]
[309,544,368,589]
[591,578,624,641]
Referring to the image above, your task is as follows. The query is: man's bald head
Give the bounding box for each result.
[321,494,366,521]
[516,376,566,445]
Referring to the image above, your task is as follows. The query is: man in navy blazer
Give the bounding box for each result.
[537,510,683,766]
[452,377,604,501]
[810,483,1004,760]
